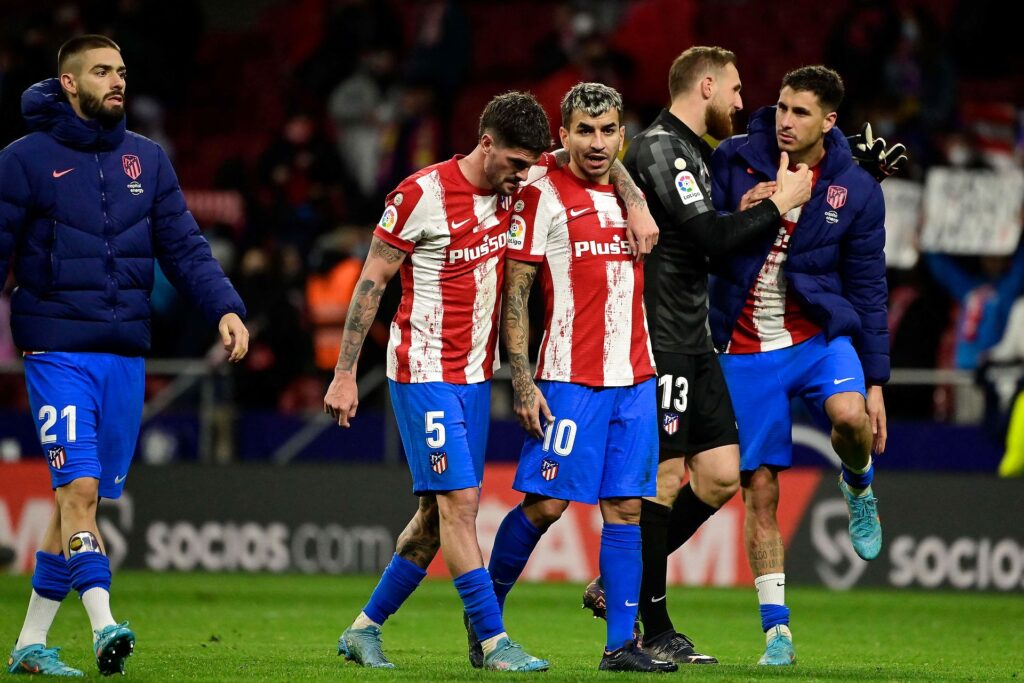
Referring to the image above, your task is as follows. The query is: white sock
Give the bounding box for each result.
[15,590,62,649]
[351,611,380,630]
[481,632,508,656]
[754,572,792,640]
[755,572,786,606]
[81,587,116,636]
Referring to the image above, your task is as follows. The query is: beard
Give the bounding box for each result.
[484,163,517,196]
[80,89,125,127]
[706,101,734,140]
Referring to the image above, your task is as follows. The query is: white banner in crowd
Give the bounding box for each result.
[921,168,1024,255]
[882,178,923,269]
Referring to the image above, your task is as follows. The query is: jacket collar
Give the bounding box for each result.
[22,78,126,151]
[737,106,852,181]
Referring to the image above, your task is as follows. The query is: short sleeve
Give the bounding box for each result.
[373,179,427,252]
[506,185,551,263]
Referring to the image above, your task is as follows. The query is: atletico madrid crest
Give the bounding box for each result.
[47,445,67,470]
[430,451,448,475]
[826,185,847,209]
[122,154,142,180]
[662,412,680,436]
[541,458,559,481]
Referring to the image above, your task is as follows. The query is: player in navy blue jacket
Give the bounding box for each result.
[708,66,887,666]
[1,35,248,677]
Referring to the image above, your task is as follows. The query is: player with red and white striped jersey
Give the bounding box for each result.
[508,167,656,386]
[374,152,553,384]
[325,92,552,673]
[480,83,674,674]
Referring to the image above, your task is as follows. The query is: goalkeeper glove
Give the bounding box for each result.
[848,122,908,181]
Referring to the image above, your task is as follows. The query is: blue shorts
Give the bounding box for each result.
[513,379,658,504]
[24,352,145,499]
[388,380,490,495]
[719,334,866,472]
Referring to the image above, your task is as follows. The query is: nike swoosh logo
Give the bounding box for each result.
[776,582,785,587]
[114,474,127,484]
[625,600,638,607]
[494,579,515,586]
[568,207,588,217]
[52,168,75,178]
[651,594,666,603]
[833,377,855,385]
[450,218,471,230]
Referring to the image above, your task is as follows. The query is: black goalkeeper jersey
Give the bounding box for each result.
[624,109,717,354]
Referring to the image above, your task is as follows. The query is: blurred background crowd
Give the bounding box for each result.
[1,0,1023,466]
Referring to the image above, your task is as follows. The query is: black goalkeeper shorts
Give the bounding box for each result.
[654,350,739,461]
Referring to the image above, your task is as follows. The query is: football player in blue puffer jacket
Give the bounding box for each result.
[1,35,248,677]
[709,65,889,667]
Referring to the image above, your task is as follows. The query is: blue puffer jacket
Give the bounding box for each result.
[0,79,245,355]
[708,106,890,383]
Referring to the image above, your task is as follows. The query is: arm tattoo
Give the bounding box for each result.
[370,237,404,263]
[335,278,386,373]
[503,260,539,407]
[610,159,647,210]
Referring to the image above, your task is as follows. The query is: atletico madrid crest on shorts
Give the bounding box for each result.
[430,451,448,475]
[541,458,559,481]
[47,445,66,470]
[662,412,680,435]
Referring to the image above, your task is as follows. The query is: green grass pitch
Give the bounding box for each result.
[2,572,1022,681]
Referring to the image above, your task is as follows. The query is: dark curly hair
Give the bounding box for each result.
[478,91,552,153]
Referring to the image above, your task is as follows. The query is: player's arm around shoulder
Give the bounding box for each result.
[323,236,407,427]
[502,256,552,439]
[609,158,658,259]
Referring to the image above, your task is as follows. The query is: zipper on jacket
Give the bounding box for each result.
[97,154,118,322]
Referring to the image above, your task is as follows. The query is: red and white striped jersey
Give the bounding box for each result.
[507,166,656,387]
[374,155,553,383]
[728,165,823,353]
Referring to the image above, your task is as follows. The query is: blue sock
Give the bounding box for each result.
[600,523,642,651]
[67,552,111,596]
[841,460,874,490]
[31,551,71,601]
[362,554,427,626]
[454,567,504,641]
[760,603,790,631]
[488,506,544,612]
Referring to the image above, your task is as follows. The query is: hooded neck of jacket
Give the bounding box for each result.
[22,78,126,152]
[739,106,853,182]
